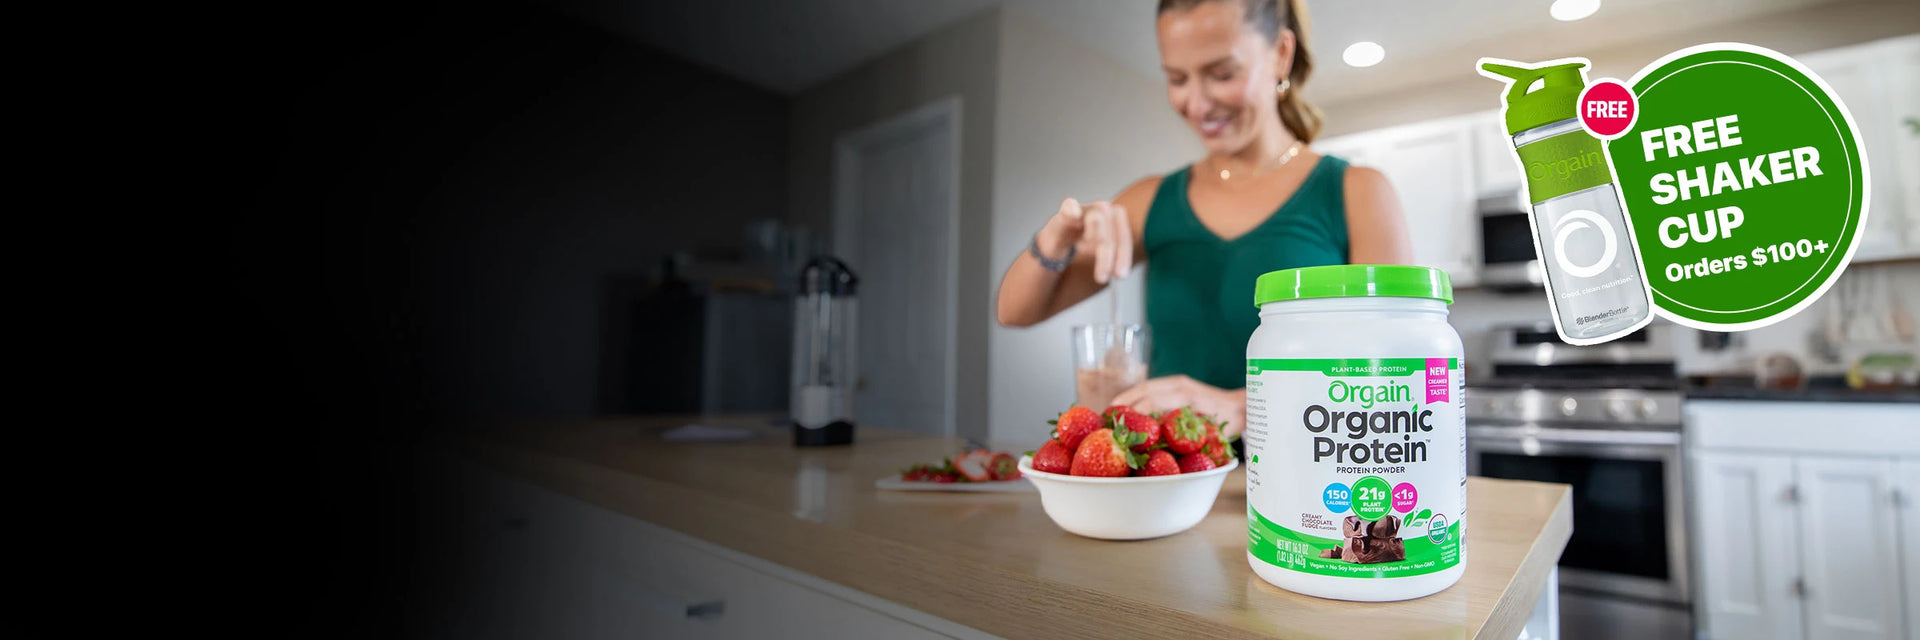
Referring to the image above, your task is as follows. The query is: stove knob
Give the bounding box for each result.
[1639,398,1659,418]
[1559,397,1579,416]
[1608,399,1632,421]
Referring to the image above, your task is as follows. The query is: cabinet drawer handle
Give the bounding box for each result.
[685,600,725,621]
[1791,577,1807,599]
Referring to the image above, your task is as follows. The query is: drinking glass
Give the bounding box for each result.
[1070,324,1150,409]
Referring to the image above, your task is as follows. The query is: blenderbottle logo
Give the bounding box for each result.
[1551,209,1618,279]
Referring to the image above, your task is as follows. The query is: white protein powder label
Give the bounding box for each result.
[1244,357,1465,578]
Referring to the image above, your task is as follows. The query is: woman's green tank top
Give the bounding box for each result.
[1142,155,1352,390]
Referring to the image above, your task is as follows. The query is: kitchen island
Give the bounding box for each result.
[434,416,1571,639]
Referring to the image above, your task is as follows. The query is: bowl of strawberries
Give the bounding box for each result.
[1019,404,1238,540]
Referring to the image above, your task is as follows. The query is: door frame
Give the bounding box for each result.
[832,96,962,437]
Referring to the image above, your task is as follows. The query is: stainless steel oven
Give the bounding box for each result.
[1468,324,1692,639]
[1467,409,1687,603]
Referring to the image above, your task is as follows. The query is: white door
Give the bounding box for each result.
[1797,456,1904,640]
[1898,459,1920,640]
[834,98,960,437]
[1690,452,1803,640]
[1373,121,1480,287]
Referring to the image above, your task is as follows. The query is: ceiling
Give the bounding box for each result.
[566,0,1846,100]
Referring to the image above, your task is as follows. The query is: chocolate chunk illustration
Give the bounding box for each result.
[1370,514,1401,539]
[1342,514,1402,539]
[1331,514,1406,564]
[1341,536,1407,564]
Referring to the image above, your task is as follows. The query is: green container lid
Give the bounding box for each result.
[1254,265,1453,306]
[1480,60,1588,135]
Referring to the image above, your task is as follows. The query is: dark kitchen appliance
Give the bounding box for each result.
[1468,323,1691,640]
[791,257,858,446]
[1478,192,1547,292]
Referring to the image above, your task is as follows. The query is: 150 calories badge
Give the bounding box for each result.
[1605,43,1870,331]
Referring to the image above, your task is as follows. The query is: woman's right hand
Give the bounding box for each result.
[1037,197,1134,284]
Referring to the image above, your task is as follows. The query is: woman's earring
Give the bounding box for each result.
[1276,78,1292,95]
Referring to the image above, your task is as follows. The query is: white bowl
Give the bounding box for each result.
[1018,455,1238,540]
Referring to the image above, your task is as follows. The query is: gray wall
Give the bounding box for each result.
[986,8,1205,448]
[271,7,792,418]
[788,8,1003,442]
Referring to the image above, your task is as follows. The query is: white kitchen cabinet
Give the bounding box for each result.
[1795,456,1905,640]
[1797,35,1920,262]
[1690,452,1803,640]
[1884,37,1920,253]
[1900,460,1920,640]
[1321,119,1481,286]
[1374,121,1481,287]
[1471,111,1523,196]
[1686,400,1920,640]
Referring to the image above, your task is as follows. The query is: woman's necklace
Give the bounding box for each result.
[1214,140,1304,182]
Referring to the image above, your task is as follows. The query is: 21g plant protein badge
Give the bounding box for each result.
[1244,265,1466,602]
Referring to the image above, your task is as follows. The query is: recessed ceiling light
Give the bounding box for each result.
[1551,0,1601,22]
[1342,42,1385,68]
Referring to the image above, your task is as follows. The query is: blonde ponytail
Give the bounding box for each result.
[1275,0,1322,143]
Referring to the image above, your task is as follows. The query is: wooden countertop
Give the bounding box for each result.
[451,416,1571,640]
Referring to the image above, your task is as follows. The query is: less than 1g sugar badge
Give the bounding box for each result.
[1607,43,1870,331]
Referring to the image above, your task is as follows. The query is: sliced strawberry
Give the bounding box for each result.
[1032,439,1073,474]
[953,450,994,482]
[987,452,1021,480]
[1139,449,1181,476]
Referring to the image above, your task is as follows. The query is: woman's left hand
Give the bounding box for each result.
[1110,375,1247,437]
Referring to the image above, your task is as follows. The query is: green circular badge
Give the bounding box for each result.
[1351,475,1392,521]
[1607,44,1868,331]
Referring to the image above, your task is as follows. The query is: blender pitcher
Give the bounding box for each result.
[791,256,857,446]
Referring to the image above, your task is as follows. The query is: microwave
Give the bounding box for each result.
[1477,192,1546,291]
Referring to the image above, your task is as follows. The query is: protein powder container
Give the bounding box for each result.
[1244,265,1465,601]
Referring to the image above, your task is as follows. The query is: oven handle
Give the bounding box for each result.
[1467,425,1680,446]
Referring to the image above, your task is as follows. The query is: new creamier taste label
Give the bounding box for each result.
[1245,358,1464,578]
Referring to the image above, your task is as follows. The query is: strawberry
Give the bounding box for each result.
[1161,407,1208,455]
[987,452,1021,481]
[901,460,956,482]
[1177,452,1217,473]
[1201,439,1232,467]
[1104,405,1161,452]
[1050,406,1104,449]
[1031,439,1073,474]
[1070,428,1147,477]
[953,450,994,482]
[1138,449,1181,476]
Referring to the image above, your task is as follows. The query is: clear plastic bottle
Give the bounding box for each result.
[1481,60,1652,344]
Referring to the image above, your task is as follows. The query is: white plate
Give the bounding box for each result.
[874,475,1034,492]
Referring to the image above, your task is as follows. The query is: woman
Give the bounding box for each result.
[994,0,1413,436]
